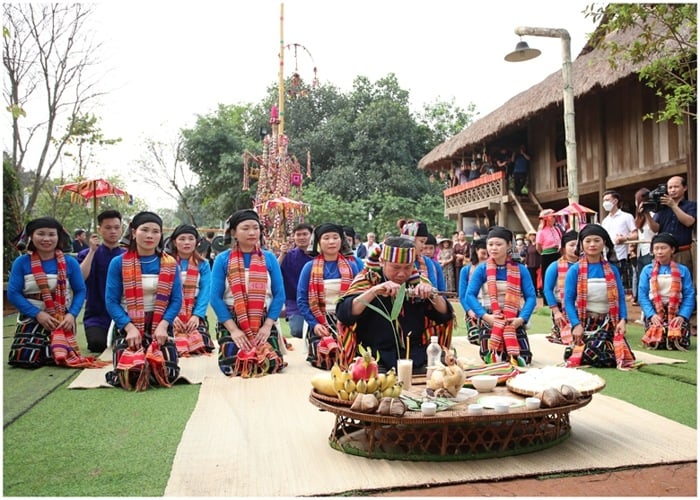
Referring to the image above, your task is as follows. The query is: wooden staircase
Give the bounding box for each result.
[508,190,543,234]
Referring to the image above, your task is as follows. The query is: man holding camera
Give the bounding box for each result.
[645,176,696,278]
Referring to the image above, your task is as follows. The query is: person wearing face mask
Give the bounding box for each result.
[600,190,637,293]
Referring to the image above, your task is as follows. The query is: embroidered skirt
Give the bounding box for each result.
[306,312,341,370]
[563,312,634,368]
[477,312,532,365]
[215,317,287,377]
[105,312,180,389]
[8,314,54,369]
[643,312,691,351]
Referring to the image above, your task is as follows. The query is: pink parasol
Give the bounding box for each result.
[553,202,597,230]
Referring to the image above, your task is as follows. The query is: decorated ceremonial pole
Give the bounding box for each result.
[278,2,285,140]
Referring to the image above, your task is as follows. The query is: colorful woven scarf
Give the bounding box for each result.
[122,251,177,337]
[226,246,267,337]
[644,259,684,349]
[177,256,200,321]
[32,251,107,368]
[485,258,521,361]
[307,255,353,326]
[556,257,573,344]
[575,257,619,326]
[31,250,67,320]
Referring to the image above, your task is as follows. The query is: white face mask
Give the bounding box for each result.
[602,200,614,212]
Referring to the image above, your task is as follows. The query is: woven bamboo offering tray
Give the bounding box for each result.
[309,385,592,461]
[506,366,606,397]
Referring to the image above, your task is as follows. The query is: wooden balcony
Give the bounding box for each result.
[443,171,508,216]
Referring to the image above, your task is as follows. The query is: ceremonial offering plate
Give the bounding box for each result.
[477,395,525,409]
[506,366,606,396]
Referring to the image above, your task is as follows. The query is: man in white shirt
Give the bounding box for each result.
[362,232,380,259]
[601,190,637,292]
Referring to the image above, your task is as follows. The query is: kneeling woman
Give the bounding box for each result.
[638,233,695,351]
[210,209,286,377]
[7,218,89,368]
[542,230,578,344]
[168,224,215,356]
[297,223,360,369]
[465,226,536,366]
[105,212,183,390]
[563,224,636,368]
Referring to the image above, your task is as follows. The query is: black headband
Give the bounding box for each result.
[170,224,199,241]
[26,217,62,235]
[311,223,345,256]
[130,211,162,230]
[651,232,678,251]
[224,209,262,245]
[578,224,616,260]
[487,226,513,243]
[561,230,579,247]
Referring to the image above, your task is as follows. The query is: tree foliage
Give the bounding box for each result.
[3,4,107,217]
[3,153,22,277]
[586,3,697,124]
[179,73,475,237]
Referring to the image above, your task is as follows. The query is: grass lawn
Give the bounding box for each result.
[2,302,696,496]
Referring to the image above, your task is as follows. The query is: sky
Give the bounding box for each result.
[33,0,603,210]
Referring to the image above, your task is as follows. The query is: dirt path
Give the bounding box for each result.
[377,462,696,497]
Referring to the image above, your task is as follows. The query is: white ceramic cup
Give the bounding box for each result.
[421,401,437,416]
[494,403,510,414]
[468,403,484,415]
[397,359,413,391]
[525,397,541,410]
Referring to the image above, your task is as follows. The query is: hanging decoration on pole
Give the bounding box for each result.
[241,2,314,252]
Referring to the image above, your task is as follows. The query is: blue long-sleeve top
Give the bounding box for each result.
[296,258,360,330]
[178,258,212,319]
[458,263,473,313]
[419,257,445,292]
[638,262,695,321]
[563,261,628,328]
[210,248,285,323]
[543,259,575,307]
[465,261,536,321]
[7,254,86,318]
[105,254,183,330]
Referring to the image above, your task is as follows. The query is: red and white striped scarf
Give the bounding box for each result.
[177,256,200,322]
[485,258,521,357]
[307,255,353,326]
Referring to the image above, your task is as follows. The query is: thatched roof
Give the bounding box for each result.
[418,27,646,171]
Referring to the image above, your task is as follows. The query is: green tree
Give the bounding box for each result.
[586,3,696,124]
[180,104,256,218]
[416,97,478,144]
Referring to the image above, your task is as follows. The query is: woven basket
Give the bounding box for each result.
[310,389,353,406]
[506,369,606,397]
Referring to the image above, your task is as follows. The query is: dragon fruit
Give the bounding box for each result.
[350,345,379,382]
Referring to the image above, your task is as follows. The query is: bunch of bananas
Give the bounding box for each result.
[311,364,403,402]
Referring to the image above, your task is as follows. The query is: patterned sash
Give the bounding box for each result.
[227,247,267,337]
[31,251,107,368]
[643,260,684,349]
[174,257,208,356]
[122,251,177,337]
[485,258,521,362]
[307,255,353,326]
[556,257,573,344]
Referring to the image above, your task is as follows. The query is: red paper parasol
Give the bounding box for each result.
[56,178,132,229]
[553,202,597,230]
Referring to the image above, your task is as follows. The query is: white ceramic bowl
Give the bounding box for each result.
[471,374,498,393]
[421,401,437,416]
[525,397,541,410]
[494,403,510,414]
[467,403,484,415]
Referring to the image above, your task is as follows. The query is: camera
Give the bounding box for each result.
[641,184,668,212]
